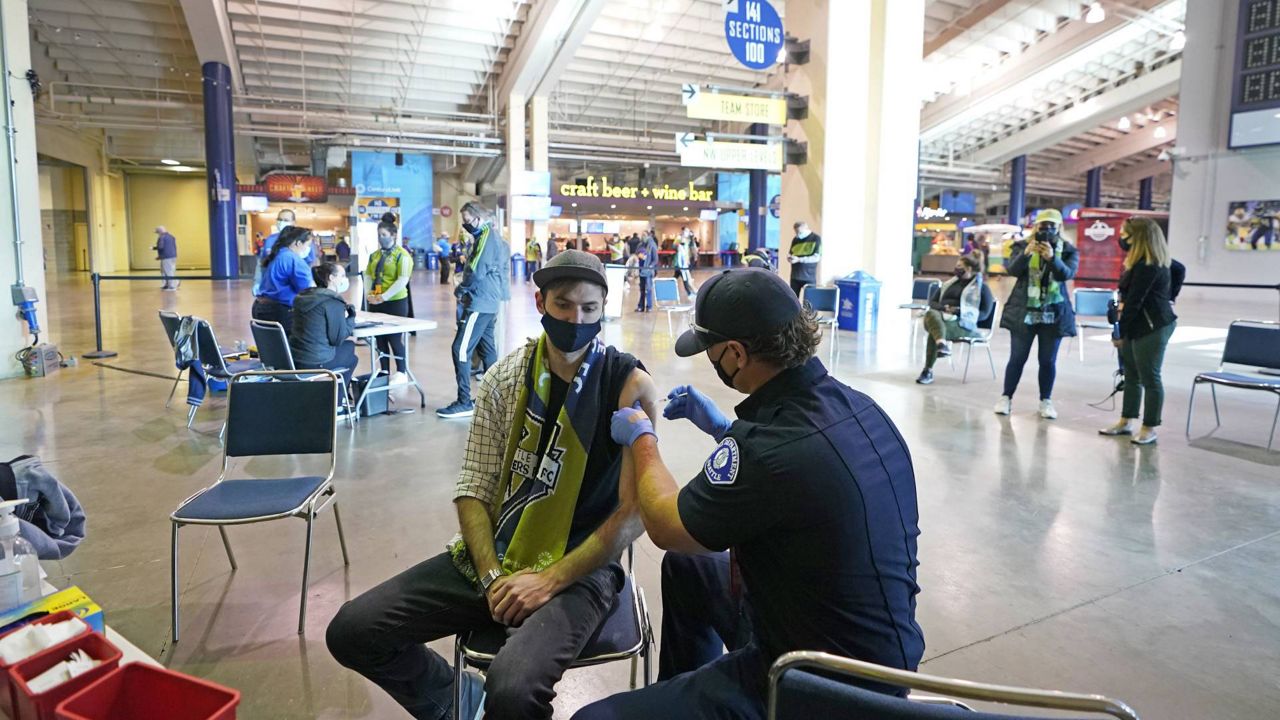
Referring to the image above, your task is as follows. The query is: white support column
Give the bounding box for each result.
[781,0,922,306]
[506,93,527,256]
[529,95,549,256]
[1,0,47,377]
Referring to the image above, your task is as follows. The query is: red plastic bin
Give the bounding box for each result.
[8,631,121,720]
[55,662,240,720]
[0,611,91,718]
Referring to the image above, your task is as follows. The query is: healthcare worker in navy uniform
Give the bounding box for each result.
[574,268,925,720]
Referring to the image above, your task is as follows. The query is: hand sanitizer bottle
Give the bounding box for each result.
[0,500,41,608]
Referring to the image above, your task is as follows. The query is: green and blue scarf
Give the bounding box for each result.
[1025,238,1064,325]
[452,335,606,580]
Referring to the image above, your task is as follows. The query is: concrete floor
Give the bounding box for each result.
[3,268,1279,719]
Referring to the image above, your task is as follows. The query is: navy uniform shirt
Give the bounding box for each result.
[677,357,925,672]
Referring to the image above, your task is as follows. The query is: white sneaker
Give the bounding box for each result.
[389,372,408,387]
[993,396,1012,415]
[1038,399,1058,420]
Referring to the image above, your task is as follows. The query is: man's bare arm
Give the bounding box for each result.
[455,498,500,579]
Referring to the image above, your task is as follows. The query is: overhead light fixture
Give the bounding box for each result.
[1170,30,1186,51]
[1117,116,1131,131]
[160,158,179,165]
[1153,125,1168,139]
[1085,2,1105,24]
[170,165,196,172]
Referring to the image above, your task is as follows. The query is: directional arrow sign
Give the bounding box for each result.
[684,90,786,125]
[679,140,782,172]
[675,132,696,151]
[681,83,699,105]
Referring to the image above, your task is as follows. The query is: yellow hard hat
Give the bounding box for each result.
[1034,209,1064,226]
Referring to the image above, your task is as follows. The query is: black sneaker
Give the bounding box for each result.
[915,369,934,385]
[436,401,475,419]
[937,343,951,358]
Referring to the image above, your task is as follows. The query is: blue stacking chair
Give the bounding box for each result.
[250,319,356,427]
[948,300,1001,383]
[170,370,350,641]
[1072,288,1117,361]
[899,279,942,315]
[1187,320,1280,451]
[653,277,694,337]
[769,651,1140,720]
[185,317,261,428]
[801,285,841,362]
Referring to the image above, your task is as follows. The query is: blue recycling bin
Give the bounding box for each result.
[426,252,440,271]
[719,249,740,267]
[511,253,526,280]
[834,271,881,332]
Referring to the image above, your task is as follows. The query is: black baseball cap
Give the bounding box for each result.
[674,269,802,357]
[532,249,608,293]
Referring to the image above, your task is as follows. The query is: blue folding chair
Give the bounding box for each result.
[250,319,355,427]
[170,370,350,641]
[769,651,1140,720]
[185,317,261,428]
[801,285,840,362]
[899,279,942,315]
[1187,320,1280,451]
[1072,288,1117,361]
[653,277,694,337]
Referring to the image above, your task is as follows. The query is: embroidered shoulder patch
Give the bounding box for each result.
[704,437,741,485]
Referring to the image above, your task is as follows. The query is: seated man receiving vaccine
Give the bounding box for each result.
[326,250,659,720]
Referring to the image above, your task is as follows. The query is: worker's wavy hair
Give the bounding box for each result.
[741,307,822,369]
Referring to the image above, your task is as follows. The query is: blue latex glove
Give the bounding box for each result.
[611,403,655,447]
[663,385,731,441]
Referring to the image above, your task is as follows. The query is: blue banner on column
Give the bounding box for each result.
[352,152,434,249]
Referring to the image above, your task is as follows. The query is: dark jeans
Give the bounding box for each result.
[252,297,293,335]
[637,276,653,311]
[326,552,622,720]
[1120,321,1175,426]
[790,278,811,297]
[315,340,358,392]
[658,553,751,680]
[1002,324,1063,400]
[439,262,451,284]
[525,259,540,281]
[452,310,497,404]
[368,297,409,373]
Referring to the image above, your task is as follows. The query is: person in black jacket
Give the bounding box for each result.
[994,209,1079,420]
[916,254,995,385]
[1099,218,1178,445]
[291,261,358,389]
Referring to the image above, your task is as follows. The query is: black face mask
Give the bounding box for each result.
[711,346,741,389]
[541,314,600,353]
[463,221,483,237]
[1034,225,1058,244]
[953,267,967,278]
[1117,234,1131,252]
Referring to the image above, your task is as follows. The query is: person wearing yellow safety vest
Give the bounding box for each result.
[438,201,511,419]
[365,221,415,383]
[525,236,543,282]
[787,221,822,296]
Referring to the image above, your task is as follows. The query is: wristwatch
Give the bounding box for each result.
[479,568,502,595]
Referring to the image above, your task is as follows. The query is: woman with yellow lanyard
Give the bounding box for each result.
[366,221,415,383]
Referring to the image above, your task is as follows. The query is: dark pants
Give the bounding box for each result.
[251,297,293,335]
[439,262,451,284]
[525,259,540,281]
[922,310,979,370]
[315,340,358,392]
[674,268,695,296]
[452,310,497,404]
[573,552,766,720]
[326,552,621,720]
[1120,322,1175,426]
[1002,324,1064,400]
[637,276,653,311]
[790,278,810,297]
[368,297,410,373]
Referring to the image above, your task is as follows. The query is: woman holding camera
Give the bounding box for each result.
[994,209,1079,419]
[1099,218,1177,445]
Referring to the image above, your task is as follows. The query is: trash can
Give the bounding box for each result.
[834,271,881,333]
[719,249,740,267]
[426,252,440,271]
[511,253,526,280]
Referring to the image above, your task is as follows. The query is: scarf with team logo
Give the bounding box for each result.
[488,334,605,573]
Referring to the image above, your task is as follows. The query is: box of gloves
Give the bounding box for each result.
[8,630,120,720]
[0,587,103,637]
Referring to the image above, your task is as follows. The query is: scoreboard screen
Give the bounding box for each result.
[1231,0,1280,147]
